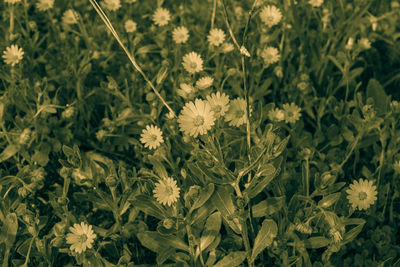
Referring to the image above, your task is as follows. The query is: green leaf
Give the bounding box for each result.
[366,78,388,114]
[342,218,366,245]
[0,213,18,247]
[157,247,176,265]
[0,145,18,163]
[210,185,241,234]
[190,199,216,226]
[318,192,341,208]
[214,251,247,267]
[244,164,277,199]
[32,142,51,166]
[132,195,167,220]
[250,219,278,262]
[304,236,330,249]
[273,136,290,158]
[196,212,221,257]
[190,183,215,213]
[148,155,168,179]
[136,231,189,253]
[252,196,285,217]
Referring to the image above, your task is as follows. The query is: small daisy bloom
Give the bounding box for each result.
[124,19,137,33]
[268,108,285,122]
[182,52,203,74]
[358,38,371,50]
[345,37,354,50]
[346,178,377,210]
[308,0,324,7]
[172,26,189,44]
[206,92,230,119]
[282,103,301,124]
[259,5,282,28]
[140,125,164,150]
[62,9,79,25]
[225,98,249,127]
[222,42,234,53]
[2,44,24,67]
[261,46,280,67]
[177,83,195,99]
[153,177,180,206]
[178,98,215,138]
[66,222,97,254]
[152,7,171,26]
[4,0,21,4]
[36,0,54,11]
[207,28,226,47]
[195,76,214,90]
[102,0,121,11]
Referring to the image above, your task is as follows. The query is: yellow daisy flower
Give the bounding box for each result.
[309,0,324,7]
[206,92,230,119]
[268,108,285,122]
[282,103,301,124]
[140,125,164,150]
[259,5,282,28]
[124,19,137,33]
[62,9,79,25]
[177,83,195,99]
[225,98,249,127]
[36,0,54,11]
[152,7,171,26]
[261,46,280,67]
[182,52,203,74]
[153,177,180,206]
[346,178,377,210]
[195,76,214,90]
[207,28,226,47]
[2,44,24,67]
[172,26,189,44]
[66,222,97,254]
[102,0,121,11]
[178,98,215,137]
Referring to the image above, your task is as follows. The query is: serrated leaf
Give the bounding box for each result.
[190,183,215,213]
[252,196,285,217]
[318,192,341,208]
[304,236,330,249]
[0,145,18,163]
[136,231,189,253]
[210,185,241,234]
[196,212,221,257]
[214,251,247,267]
[250,219,278,262]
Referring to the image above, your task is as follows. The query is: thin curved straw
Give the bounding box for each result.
[88,0,176,118]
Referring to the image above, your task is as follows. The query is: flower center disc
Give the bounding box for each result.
[358,191,367,200]
[150,134,158,142]
[190,62,197,69]
[235,110,245,118]
[79,234,88,243]
[193,115,205,126]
